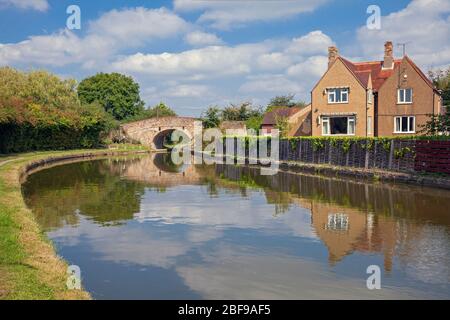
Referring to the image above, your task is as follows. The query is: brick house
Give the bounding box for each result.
[311,41,442,137]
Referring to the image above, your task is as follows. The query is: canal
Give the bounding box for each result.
[21,153,450,299]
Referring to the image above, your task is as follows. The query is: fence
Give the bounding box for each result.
[279,138,416,172]
[219,137,449,174]
[414,140,450,174]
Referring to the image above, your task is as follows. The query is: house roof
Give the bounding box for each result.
[219,121,246,130]
[339,56,436,92]
[262,107,301,125]
[340,57,403,91]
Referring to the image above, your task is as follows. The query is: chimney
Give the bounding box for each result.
[328,46,339,69]
[383,41,394,69]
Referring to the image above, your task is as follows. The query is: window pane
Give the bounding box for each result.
[406,89,412,102]
[322,118,329,135]
[335,89,341,102]
[341,90,348,102]
[330,117,348,134]
[348,118,355,134]
[399,89,404,102]
[401,117,408,132]
[367,116,372,134]
[409,117,414,132]
[395,117,401,132]
[328,91,335,103]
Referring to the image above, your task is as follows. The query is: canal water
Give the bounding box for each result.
[22,154,450,299]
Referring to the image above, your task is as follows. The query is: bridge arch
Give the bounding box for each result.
[120,116,197,150]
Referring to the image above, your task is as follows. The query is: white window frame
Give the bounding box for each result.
[394,116,415,134]
[397,88,413,104]
[327,90,336,103]
[327,88,349,104]
[322,117,330,135]
[348,117,355,135]
[321,116,356,136]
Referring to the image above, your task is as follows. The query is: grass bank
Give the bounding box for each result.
[0,145,149,300]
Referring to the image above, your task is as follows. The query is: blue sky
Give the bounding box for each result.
[0,0,449,116]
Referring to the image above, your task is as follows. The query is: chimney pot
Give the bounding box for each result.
[328,46,339,69]
[383,41,394,69]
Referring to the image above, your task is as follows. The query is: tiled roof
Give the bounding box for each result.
[262,107,301,125]
[340,57,402,91]
[219,121,246,130]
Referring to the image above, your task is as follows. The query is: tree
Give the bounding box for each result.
[275,114,291,138]
[419,114,450,136]
[267,94,308,112]
[78,73,145,121]
[246,114,264,133]
[428,67,450,113]
[126,102,176,122]
[0,67,115,153]
[222,102,262,121]
[201,106,221,128]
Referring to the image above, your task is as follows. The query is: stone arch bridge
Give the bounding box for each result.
[120,116,198,150]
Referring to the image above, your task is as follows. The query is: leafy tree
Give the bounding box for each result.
[0,67,115,153]
[201,106,221,128]
[78,73,145,121]
[125,102,176,122]
[246,115,264,133]
[267,94,308,112]
[275,114,291,138]
[419,114,450,136]
[222,102,262,122]
[428,67,450,113]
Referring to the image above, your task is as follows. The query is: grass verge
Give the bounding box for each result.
[0,147,149,300]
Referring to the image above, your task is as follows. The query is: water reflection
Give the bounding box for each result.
[22,153,450,299]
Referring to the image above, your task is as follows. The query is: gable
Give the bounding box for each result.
[312,58,366,94]
[378,56,435,93]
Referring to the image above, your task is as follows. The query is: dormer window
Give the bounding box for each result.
[327,88,349,104]
[398,88,412,104]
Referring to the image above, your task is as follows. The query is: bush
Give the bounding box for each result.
[0,67,116,153]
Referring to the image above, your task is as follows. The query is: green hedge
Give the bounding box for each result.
[0,123,105,153]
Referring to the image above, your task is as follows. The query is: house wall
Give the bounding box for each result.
[377,58,437,136]
[311,59,371,137]
[261,124,274,133]
[288,105,312,136]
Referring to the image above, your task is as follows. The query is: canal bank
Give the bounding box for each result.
[0,147,149,300]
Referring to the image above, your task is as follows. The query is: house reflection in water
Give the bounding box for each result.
[216,164,449,273]
[309,202,397,270]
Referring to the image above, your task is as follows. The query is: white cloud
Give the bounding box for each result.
[286,30,333,55]
[89,7,189,45]
[184,31,223,47]
[287,56,328,78]
[239,75,304,94]
[173,0,329,29]
[111,43,268,78]
[0,0,48,11]
[0,7,190,68]
[0,2,333,114]
[162,84,212,98]
[356,0,450,69]
[111,30,332,111]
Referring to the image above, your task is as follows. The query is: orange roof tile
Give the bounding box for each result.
[340,57,402,91]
